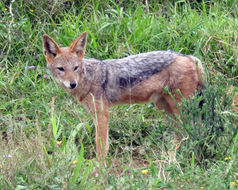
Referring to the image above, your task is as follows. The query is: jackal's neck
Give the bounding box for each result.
[83,58,107,85]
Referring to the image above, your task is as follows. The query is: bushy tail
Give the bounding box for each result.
[188,55,206,120]
[188,55,205,88]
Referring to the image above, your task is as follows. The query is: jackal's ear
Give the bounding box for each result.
[70,32,87,60]
[43,35,60,61]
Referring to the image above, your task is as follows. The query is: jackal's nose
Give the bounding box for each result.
[70,82,77,89]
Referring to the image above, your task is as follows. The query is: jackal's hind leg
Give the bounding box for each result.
[155,96,173,114]
[155,95,181,141]
[163,94,180,115]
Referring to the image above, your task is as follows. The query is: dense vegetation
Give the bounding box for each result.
[1,0,238,189]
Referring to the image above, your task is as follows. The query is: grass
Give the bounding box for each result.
[1,0,238,189]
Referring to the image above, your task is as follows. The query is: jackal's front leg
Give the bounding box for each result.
[86,96,109,160]
[95,99,109,159]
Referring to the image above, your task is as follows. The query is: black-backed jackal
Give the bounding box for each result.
[43,32,205,159]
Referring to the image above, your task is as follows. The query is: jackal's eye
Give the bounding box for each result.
[74,66,79,71]
[57,67,64,72]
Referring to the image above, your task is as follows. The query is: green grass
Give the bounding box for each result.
[1,0,238,189]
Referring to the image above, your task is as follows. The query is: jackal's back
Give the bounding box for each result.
[104,50,183,87]
[100,50,184,102]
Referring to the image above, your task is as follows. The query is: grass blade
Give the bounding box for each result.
[52,116,57,140]
[71,144,85,184]
[79,160,93,188]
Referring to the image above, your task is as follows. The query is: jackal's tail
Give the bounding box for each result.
[188,55,206,120]
[188,55,205,88]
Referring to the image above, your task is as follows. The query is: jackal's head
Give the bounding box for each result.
[43,32,87,90]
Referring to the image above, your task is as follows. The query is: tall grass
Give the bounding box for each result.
[1,0,238,189]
